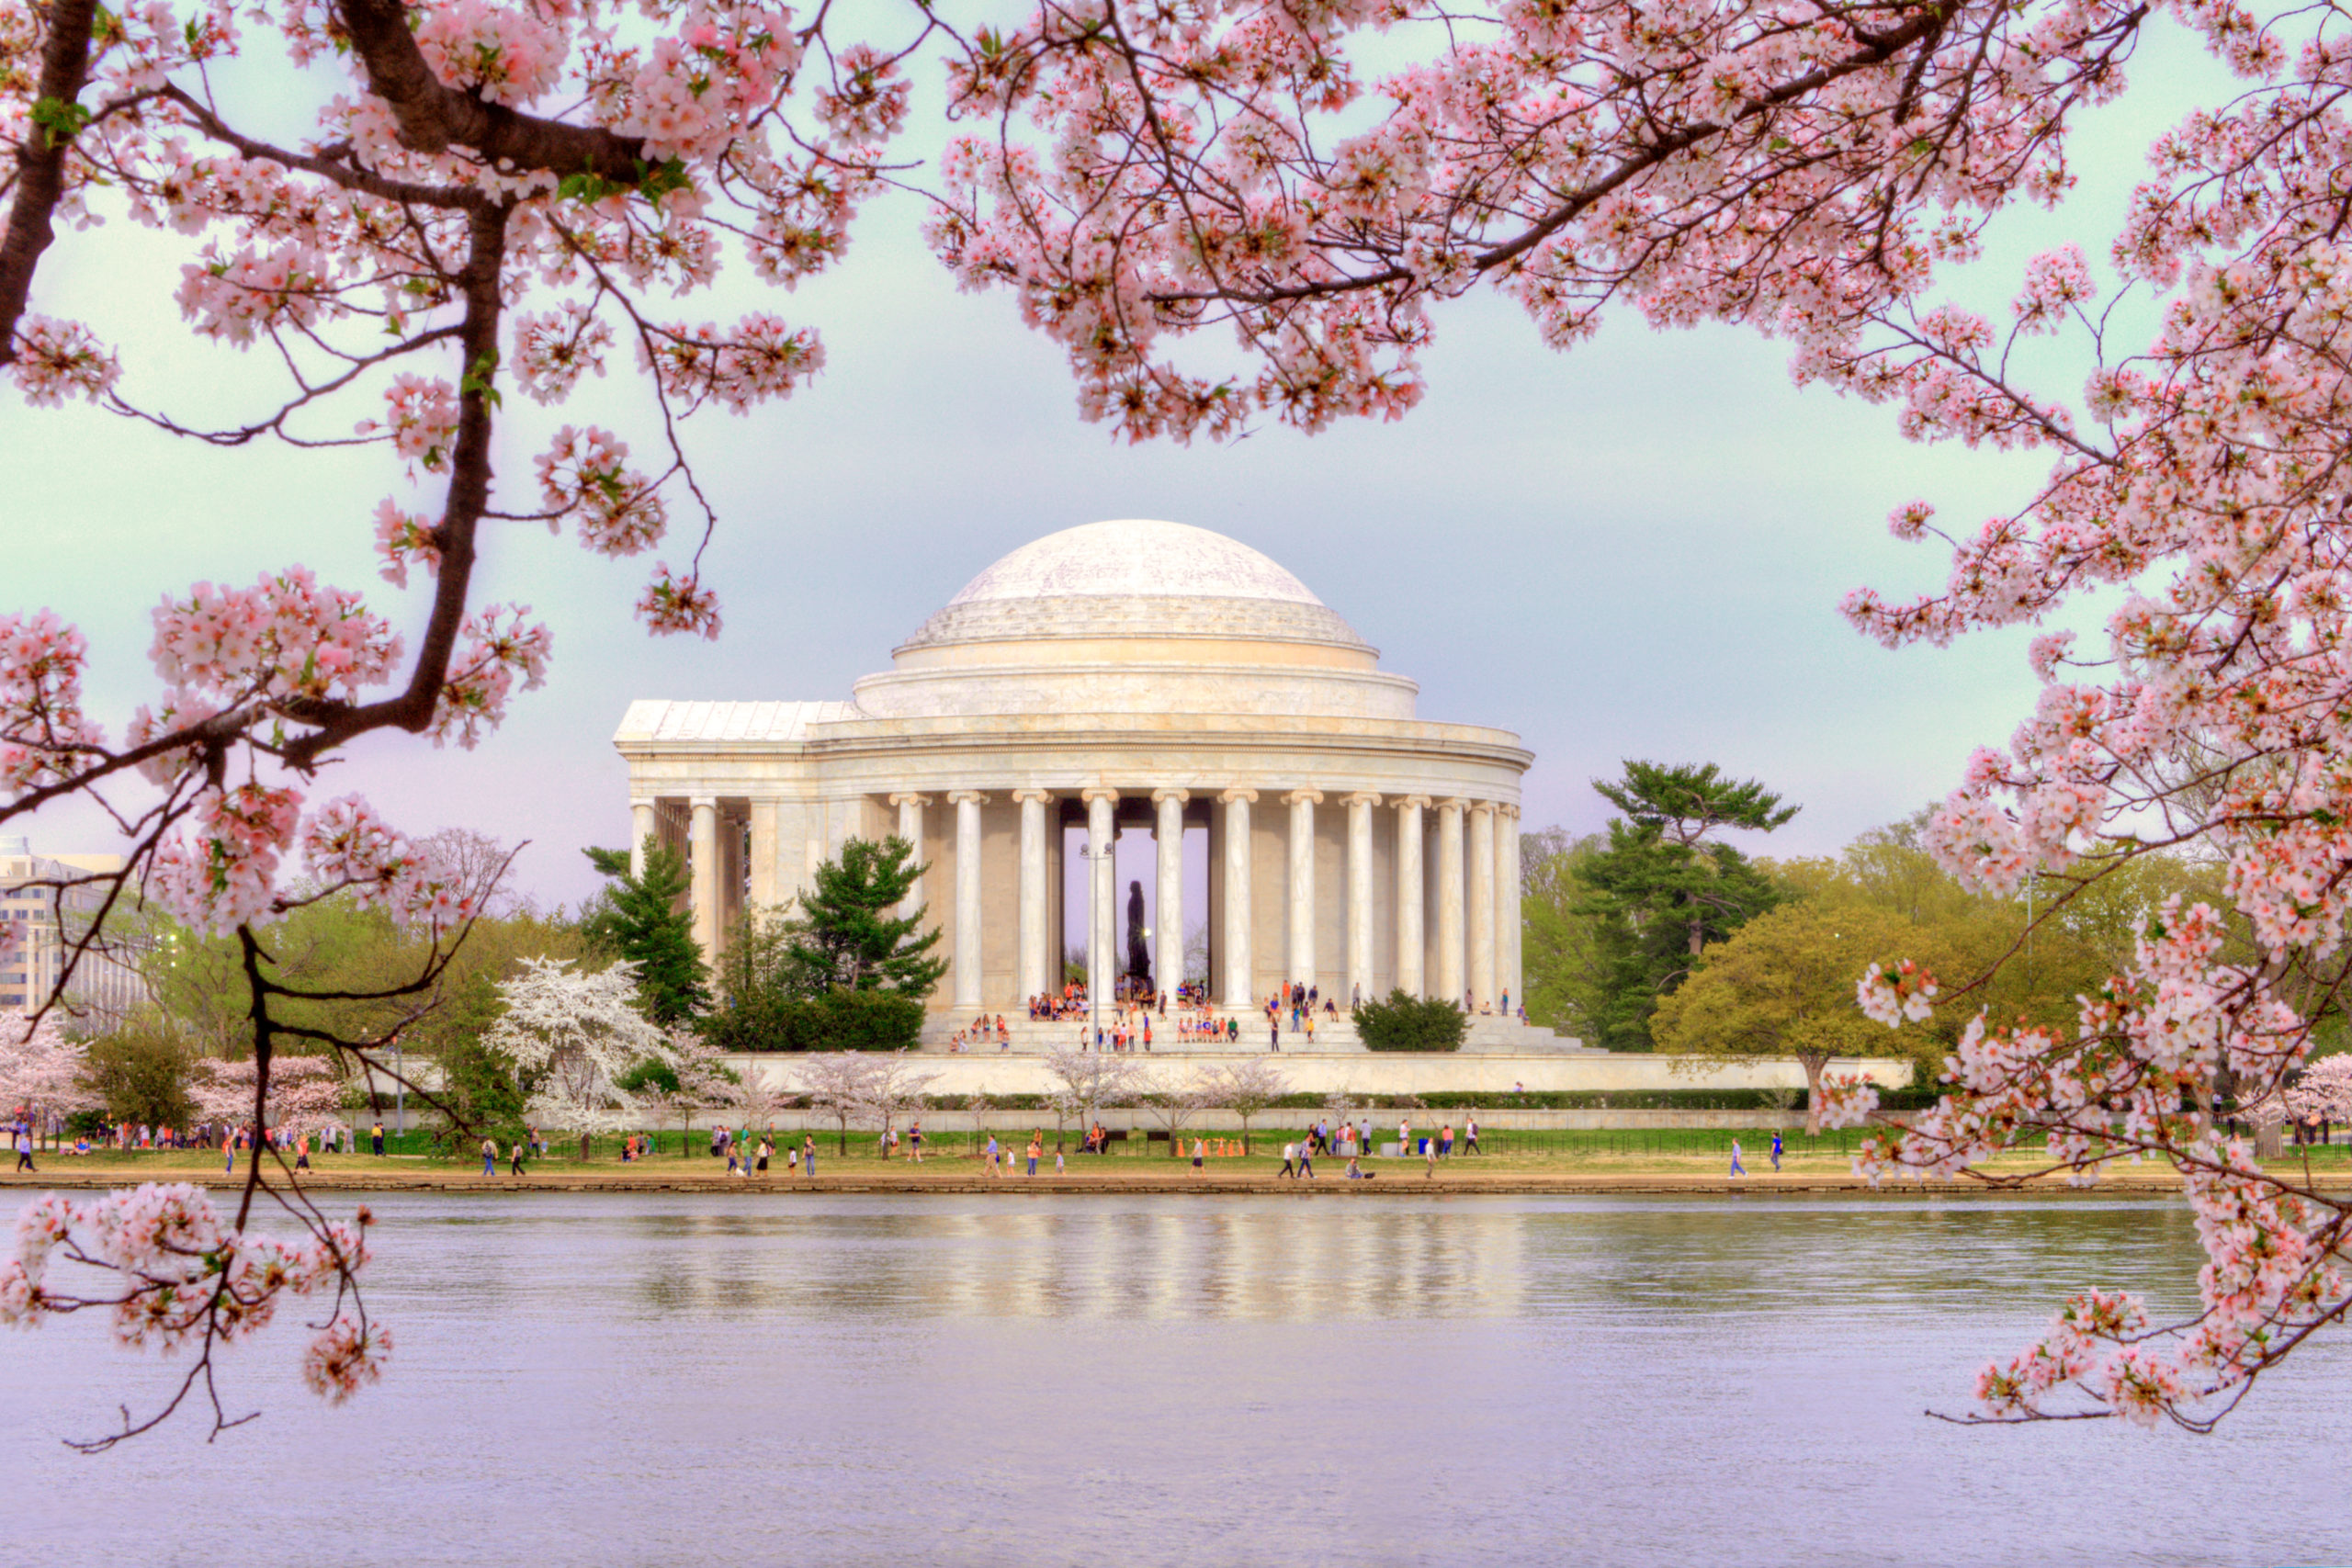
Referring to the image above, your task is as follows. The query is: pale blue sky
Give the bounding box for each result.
[1,20,2229,908]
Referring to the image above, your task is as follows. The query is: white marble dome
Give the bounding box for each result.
[857,518,1413,719]
[894,519,1374,660]
[945,519,1324,606]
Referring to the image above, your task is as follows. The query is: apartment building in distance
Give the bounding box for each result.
[0,835,151,1024]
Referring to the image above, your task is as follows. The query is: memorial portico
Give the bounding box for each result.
[614,519,1543,1044]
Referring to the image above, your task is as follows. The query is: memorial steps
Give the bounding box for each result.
[915,1010,1593,1055]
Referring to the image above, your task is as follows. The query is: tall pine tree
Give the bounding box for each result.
[784,836,946,995]
[582,840,710,1024]
[1576,761,1795,1051]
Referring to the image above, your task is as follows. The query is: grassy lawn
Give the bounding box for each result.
[20,1126,2345,1181]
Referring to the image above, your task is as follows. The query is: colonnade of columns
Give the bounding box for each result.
[632,784,1525,1022]
[932,784,1521,1025]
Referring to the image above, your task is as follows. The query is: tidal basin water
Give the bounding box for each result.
[4,1192,2346,1564]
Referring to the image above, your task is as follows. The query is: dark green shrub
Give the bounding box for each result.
[1354,989,1467,1052]
[713,987,925,1051]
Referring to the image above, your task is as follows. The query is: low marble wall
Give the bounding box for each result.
[723,1052,1913,1099]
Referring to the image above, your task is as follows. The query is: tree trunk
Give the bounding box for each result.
[1801,1054,1829,1138]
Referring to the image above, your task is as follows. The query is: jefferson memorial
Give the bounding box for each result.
[613,519,1555,1049]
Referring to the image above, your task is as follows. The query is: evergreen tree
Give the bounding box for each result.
[1576,761,1796,1051]
[785,836,946,995]
[582,840,709,1024]
[696,838,941,1052]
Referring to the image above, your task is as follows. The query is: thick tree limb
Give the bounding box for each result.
[334,0,649,184]
[0,0,100,362]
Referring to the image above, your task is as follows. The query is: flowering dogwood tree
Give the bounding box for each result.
[481,957,675,1151]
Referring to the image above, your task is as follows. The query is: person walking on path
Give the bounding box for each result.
[1191,1136,1205,1177]
[1298,1139,1315,1179]
[13,1124,33,1174]
[371,1120,385,1156]
[1055,1148,1066,1176]
[984,1134,1000,1177]
[1729,1138,1747,1179]
[1464,1116,1480,1156]
[1270,1020,1280,1052]
[1026,1134,1041,1177]
[1425,1136,1439,1179]
[509,1139,527,1177]
[802,1134,817,1179]
[1439,1122,1453,1159]
[1770,1131,1783,1172]
[756,1137,772,1175]
[1279,1140,1298,1179]
[295,1133,311,1171]
[481,1137,497,1177]
[910,1122,924,1163]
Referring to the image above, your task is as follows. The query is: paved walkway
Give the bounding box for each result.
[2,1162,2320,1197]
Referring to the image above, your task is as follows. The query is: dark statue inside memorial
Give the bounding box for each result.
[1125,878,1151,987]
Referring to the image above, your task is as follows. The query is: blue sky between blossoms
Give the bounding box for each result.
[0,8,2235,907]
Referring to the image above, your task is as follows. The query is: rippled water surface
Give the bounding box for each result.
[3,1192,2346,1565]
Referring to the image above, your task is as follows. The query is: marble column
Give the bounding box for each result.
[889,793,931,922]
[1436,797,1467,1008]
[1345,792,1380,1007]
[1084,788,1118,1043]
[1153,789,1187,995]
[1219,788,1257,1009]
[688,795,718,961]
[1394,795,1428,998]
[748,798,778,912]
[1468,800,1498,1010]
[1498,803,1522,1011]
[628,799,656,878]
[950,790,986,1010]
[1284,790,1321,989]
[1014,789,1051,1003]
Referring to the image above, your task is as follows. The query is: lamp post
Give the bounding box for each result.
[1077,843,1110,1049]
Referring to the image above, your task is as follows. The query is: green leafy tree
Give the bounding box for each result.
[1652,902,1937,1133]
[1576,761,1796,1051]
[582,840,709,1024]
[1520,827,1610,1042]
[81,1015,194,1126]
[439,1032,535,1139]
[784,837,945,996]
